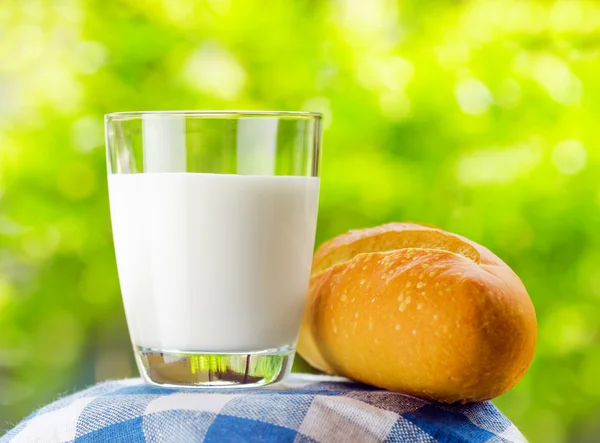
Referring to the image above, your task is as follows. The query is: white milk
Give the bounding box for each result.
[108,173,319,353]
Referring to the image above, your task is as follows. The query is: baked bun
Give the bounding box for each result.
[298,223,537,403]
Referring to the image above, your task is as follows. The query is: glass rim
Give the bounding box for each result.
[105,110,323,121]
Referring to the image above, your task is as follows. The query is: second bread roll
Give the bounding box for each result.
[298,223,537,403]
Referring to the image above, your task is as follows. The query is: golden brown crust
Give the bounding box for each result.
[298,223,537,403]
[311,222,494,274]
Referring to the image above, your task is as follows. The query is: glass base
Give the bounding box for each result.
[134,346,295,388]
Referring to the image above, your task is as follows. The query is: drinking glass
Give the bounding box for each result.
[105,111,322,388]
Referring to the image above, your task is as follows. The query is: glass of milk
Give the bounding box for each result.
[105,111,321,388]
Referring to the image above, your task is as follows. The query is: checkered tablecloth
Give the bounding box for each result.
[2,374,525,443]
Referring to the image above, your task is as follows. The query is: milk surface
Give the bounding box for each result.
[108,173,319,352]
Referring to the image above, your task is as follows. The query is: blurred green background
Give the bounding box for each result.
[0,0,599,441]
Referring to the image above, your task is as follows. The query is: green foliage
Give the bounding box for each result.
[1,0,600,440]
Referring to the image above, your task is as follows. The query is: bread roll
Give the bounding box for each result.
[298,223,537,403]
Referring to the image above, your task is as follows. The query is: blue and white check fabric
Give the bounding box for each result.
[2,374,525,443]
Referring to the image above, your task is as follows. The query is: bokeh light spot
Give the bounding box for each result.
[71,115,104,152]
[182,43,246,100]
[552,139,586,175]
[550,1,583,32]
[35,63,83,114]
[533,55,582,105]
[357,56,414,94]
[53,0,84,23]
[72,41,108,75]
[541,305,595,356]
[162,0,195,22]
[334,0,399,45]
[15,24,45,66]
[0,76,23,119]
[378,93,410,121]
[455,78,493,115]
[21,0,47,21]
[21,227,61,261]
[458,143,541,185]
